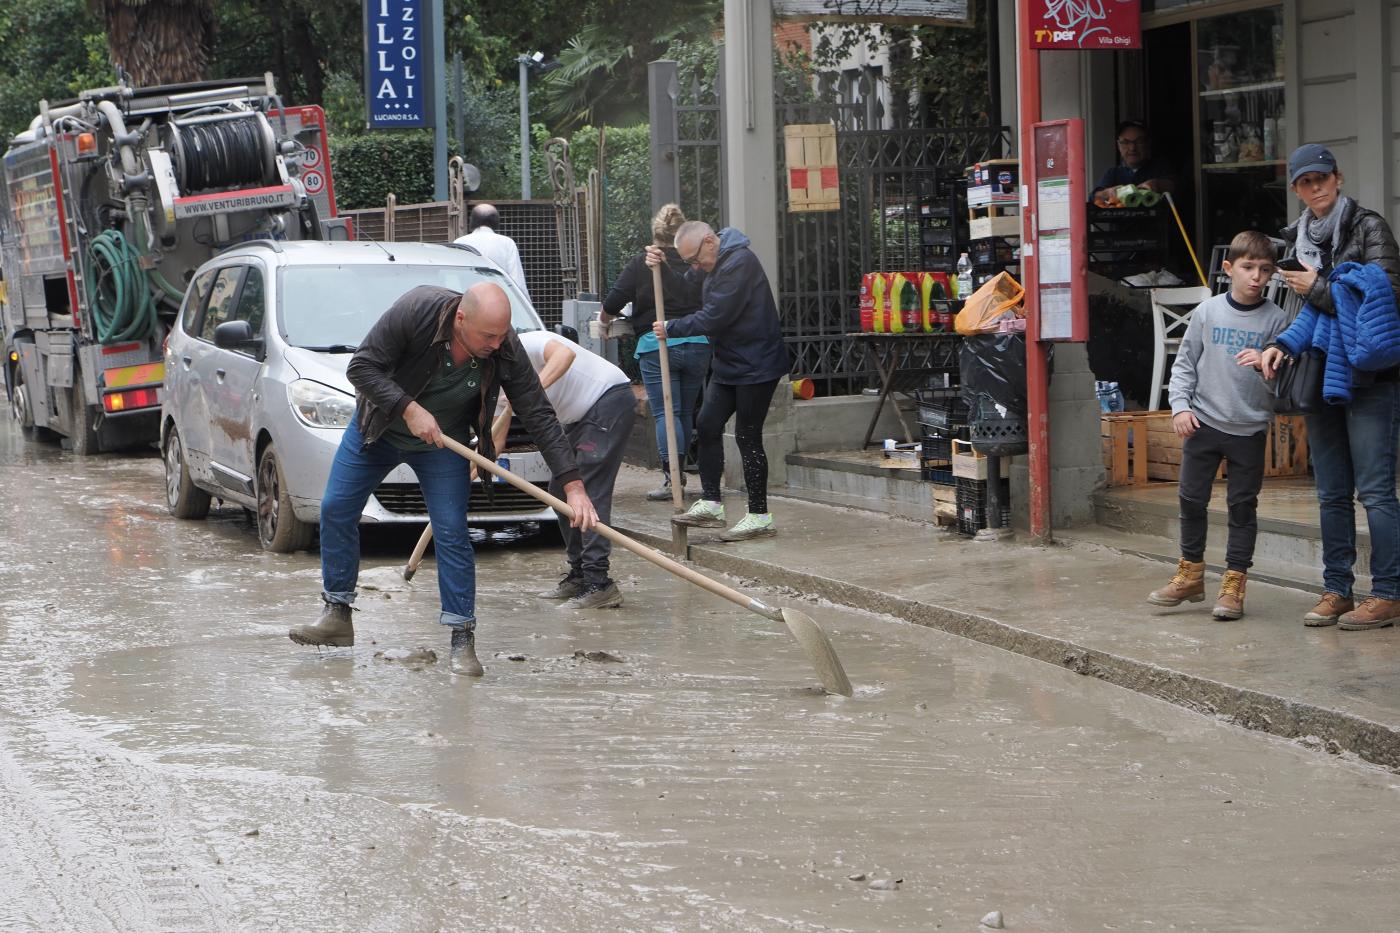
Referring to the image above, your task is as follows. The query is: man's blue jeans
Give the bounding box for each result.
[1305,381,1400,599]
[638,342,711,469]
[321,419,476,628]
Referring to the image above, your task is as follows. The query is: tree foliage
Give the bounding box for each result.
[0,0,110,141]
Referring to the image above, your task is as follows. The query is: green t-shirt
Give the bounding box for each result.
[382,346,483,452]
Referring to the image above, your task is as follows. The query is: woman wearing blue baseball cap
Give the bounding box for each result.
[1261,144,1400,631]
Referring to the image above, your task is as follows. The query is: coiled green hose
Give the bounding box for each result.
[86,228,159,344]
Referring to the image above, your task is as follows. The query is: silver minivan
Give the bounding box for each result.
[160,240,555,552]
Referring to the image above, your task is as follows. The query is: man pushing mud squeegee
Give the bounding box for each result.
[288,281,598,676]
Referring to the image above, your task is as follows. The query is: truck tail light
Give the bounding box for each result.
[102,388,160,412]
[76,133,96,155]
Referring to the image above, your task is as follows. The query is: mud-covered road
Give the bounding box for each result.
[2,422,1399,931]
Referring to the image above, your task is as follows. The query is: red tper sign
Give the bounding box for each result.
[1030,0,1140,50]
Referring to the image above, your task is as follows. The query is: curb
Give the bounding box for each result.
[616,523,1400,773]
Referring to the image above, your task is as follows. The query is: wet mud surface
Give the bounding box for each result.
[1,423,1399,930]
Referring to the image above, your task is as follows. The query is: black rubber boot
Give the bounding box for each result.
[288,601,354,647]
[449,625,483,676]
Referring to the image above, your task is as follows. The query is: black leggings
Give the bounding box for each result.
[695,379,779,514]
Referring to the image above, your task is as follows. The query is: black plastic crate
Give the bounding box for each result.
[922,465,955,485]
[970,238,1017,266]
[955,476,1011,536]
[914,389,969,432]
[921,434,951,462]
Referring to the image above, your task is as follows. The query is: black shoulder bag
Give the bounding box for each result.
[1269,348,1325,415]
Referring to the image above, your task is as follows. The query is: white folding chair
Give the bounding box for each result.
[1148,286,1212,412]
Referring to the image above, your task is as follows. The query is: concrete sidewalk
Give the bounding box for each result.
[608,464,1400,771]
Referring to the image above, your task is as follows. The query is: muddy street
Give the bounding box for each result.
[1,422,1399,931]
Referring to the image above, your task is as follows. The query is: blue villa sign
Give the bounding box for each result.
[364,0,435,128]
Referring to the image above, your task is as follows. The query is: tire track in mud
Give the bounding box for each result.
[0,589,235,931]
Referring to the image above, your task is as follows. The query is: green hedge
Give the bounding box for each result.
[329,131,436,211]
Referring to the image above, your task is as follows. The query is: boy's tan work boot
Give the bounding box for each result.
[1147,559,1206,606]
[1303,592,1353,627]
[1212,570,1247,620]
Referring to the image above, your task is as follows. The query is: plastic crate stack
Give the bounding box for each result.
[955,476,1011,537]
[915,388,969,486]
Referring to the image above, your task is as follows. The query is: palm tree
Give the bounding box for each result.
[97,0,216,86]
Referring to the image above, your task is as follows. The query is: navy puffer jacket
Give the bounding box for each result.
[663,228,790,385]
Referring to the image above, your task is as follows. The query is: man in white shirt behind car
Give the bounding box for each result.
[495,330,635,609]
[454,205,530,302]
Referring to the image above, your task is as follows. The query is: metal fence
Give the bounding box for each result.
[340,198,582,329]
[649,62,1009,395]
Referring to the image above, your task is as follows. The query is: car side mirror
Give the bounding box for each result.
[553,324,580,344]
[214,319,263,356]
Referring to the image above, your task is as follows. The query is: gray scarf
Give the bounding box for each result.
[1295,195,1352,270]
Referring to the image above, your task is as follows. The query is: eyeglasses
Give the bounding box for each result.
[1117,136,1147,148]
[681,241,706,266]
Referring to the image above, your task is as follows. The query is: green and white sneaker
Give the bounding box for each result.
[673,498,725,528]
[720,512,776,541]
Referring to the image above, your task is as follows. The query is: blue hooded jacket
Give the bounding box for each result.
[664,228,791,385]
[1274,261,1400,404]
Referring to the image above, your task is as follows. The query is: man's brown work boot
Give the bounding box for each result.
[1337,595,1400,631]
[1212,570,1247,620]
[1302,592,1353,627]
[288,601,354,647]
[1147,559,1206,606]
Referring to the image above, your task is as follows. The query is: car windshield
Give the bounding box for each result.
[278,263,542,348]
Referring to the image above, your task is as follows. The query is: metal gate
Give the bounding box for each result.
[649,62,1010,394]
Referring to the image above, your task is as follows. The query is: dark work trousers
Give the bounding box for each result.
[547,383,636,586]
[695,378,780,514]
[1177,423,1267,572]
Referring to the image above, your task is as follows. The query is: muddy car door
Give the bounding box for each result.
[189,264,251,498]
[205,261,268,499]
[166,269,217,482]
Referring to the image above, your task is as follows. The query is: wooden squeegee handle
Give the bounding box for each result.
[440,436,783,622]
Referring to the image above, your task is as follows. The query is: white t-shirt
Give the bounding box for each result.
[454,227,530,301]
[515,330,629,425]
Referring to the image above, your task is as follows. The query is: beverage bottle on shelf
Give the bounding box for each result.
[956,252,973,299]
[870,272,890,332]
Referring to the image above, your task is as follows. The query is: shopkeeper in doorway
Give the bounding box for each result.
[1091,120,1177,200]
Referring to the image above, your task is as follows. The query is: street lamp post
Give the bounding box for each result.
[518,54,532,199]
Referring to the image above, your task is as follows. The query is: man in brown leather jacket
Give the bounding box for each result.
[288,281,598,675]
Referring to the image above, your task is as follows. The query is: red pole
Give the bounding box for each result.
[1018,0,1052,541]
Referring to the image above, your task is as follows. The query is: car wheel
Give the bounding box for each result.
[257,444,314,553]
[69,384,100,455]
[164,425,211,519]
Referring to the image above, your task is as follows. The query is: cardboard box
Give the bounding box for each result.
[784,123,839,213]
[969,215,1023,239]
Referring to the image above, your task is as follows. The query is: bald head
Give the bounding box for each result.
[454,282,513,358]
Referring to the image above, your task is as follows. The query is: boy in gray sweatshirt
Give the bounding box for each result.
[1148,230,1289,619]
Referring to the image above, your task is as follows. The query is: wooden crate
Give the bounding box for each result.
[1101,412,1309,487]
[1100,412,1172,487]
[932,483,958,527]
[1264,414,1309,477]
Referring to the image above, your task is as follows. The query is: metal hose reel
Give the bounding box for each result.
[167,111,277,193]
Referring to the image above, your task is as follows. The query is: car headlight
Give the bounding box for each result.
[289,379,355,428]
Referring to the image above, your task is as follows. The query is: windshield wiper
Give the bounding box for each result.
[299,344,359,353]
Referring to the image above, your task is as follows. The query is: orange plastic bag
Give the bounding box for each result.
[954,271,1025,335]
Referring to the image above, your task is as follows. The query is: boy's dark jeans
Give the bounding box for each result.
[1178,423,1267,572]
